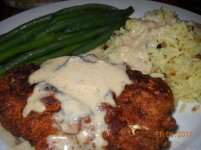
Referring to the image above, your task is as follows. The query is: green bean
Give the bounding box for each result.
[64,16,127,33]
[0,4,118,44]
[72,24,122,55]
[0,35,57,63]
[37,7,133,37]
[0,4,134,75]
[0,15,52,44]
[53,3,117,16]
[0,23,48,52]
[29,44,84,65]
[0,14,127,63]
[52,6,132,24]
[51,10,101,24]
[0,26,112,74]
[30,24,122,65]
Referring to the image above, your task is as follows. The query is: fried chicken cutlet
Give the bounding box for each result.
[0,64,176,150]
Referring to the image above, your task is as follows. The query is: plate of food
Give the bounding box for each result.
[0,0,201,150]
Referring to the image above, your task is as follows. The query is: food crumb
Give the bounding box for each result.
[195,54,201,60]
[179,103,186,113]
[191,105,200,112]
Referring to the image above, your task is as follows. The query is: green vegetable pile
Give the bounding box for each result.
[0,3,134,75]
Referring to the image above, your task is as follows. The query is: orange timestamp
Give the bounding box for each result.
[155,130,192,138]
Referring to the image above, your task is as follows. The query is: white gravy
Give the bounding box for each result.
[0,125,34,150]
[101,19,172,74]
[23,56,132,150]
[101,19,153,74]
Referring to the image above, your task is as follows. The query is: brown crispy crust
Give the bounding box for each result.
[0,65,176,150]
[0,65,60,149]
[103,70,176,150]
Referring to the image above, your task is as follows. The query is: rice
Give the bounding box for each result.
[102,7,201,108]
[146,9,201,106]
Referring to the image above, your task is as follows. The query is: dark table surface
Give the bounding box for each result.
[0,0,201,21]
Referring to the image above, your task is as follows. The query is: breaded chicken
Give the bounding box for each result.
[104,69,176,150]
[0,65,60,149]
[0,65,176,150]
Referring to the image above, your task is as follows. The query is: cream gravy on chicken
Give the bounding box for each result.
[23,56,132,150]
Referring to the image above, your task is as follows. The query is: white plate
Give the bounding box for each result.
[0,0,201,150]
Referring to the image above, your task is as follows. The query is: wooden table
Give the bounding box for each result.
[0,0,201,21]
